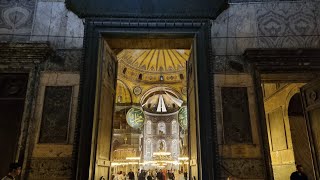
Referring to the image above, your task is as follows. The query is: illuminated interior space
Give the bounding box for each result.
[261,82,318,180]
[107,48,192,178]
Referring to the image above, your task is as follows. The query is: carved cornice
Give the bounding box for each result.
[65,0,228,19]
[0,42,52,65]
[86,18,211,29]
[244,48,320,73]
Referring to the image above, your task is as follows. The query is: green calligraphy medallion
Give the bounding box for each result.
[178,106,188,130]
[126,107,145,129]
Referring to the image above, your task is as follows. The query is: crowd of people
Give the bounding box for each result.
[0,162,309,180]
[112,169,188,180]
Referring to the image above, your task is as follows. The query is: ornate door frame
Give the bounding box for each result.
[0,42,52,179]
[75,18,217,180]
[244,48,320,180]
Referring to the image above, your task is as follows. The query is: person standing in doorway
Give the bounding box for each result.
[168,170,175,180]
[1,163,22,180]
[128,169,134,180]
[290,165,308,180]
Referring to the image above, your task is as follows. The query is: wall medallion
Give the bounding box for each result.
[133,86,142,95]
[181,87,187,95]
[178,106,188,130]
[126,107,145,129]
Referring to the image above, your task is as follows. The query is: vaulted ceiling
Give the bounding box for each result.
[115,49,190,106]
[118,49,190,73]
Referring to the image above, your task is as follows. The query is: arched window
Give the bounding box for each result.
[146,139,152,157]
[158,122,166,135]
[172,120,177,134]
[146,121,152,134]
[172,140,178,156]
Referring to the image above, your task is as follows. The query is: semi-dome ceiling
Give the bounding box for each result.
[140,87,184,114]
[118,49,190,73]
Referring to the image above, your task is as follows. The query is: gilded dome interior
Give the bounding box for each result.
[115,49,190,105]
[118,49,190,73]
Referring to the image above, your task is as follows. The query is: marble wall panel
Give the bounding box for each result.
[220,158,265,179]
[211,8,228,56]
[212,38,227,56]
[44,49,82,71]
[214,56,247,73]
[256,2,320,48]
[222,87,253,144]
[0,0,36,41]
[65,11,84,48]
[31,1,84,48]
[227,37,257,55]
[48,2,68,47]
[39,86,72,143]
[211,10,228,38]
[27,157,72,179]
[229,0,301,3]
[227,4,258,38]
[212,1,320,59]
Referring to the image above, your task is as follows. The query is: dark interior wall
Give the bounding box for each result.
[0,73,28,177]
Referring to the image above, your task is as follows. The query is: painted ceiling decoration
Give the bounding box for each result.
[118,49,190,73]
[115,49,189,105]
[117,49,190,84]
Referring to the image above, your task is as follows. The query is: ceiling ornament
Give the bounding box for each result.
[181,87,187,95]
[126,107,145,129]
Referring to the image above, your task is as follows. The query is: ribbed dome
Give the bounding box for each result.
[118,49,190,73]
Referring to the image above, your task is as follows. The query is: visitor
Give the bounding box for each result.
[290,165,308,180]
[128,169,134,180]
[183,171,188,180]
[162,169,166,180]
[1,163,22,180]
[152,169,157,179]
[168,170,175,180]
[157,169,163,180]
[118,171,124,180]
[113,172,118,180]
[138,170,145,180]
[177,171,184,180]
[147,171,153,180]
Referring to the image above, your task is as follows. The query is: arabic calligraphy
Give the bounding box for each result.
[126,107,145,129]
[178,106,188,130]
